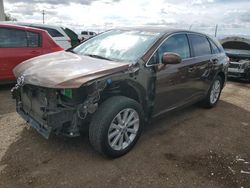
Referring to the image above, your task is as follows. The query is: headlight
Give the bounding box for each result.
[240,60,250,69]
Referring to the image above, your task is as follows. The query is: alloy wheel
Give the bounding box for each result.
[108,108,139,151]
[210,80,221,104]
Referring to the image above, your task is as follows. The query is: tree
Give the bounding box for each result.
[5,13,17,21]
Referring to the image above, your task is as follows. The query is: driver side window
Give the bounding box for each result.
[148,34,190,65]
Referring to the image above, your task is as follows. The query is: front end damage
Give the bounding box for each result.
[227,59,250,79]
[11,50,154,139]
[11,63,151,139]
[12,81,106,139]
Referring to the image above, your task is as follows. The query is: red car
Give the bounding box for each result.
[0,24,63,82]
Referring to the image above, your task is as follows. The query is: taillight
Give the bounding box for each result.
[51,46,64,52]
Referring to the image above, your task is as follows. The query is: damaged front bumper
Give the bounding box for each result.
[16,101,76,139]
[227,61,249,79]
[12,85,88,139]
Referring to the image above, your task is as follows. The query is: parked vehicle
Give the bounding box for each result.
[63,27,80,47]
[220,37,250,81]
[17,23,72,49]
[79,31,97,41]
[12,28,228,158]
[0,24,63,82]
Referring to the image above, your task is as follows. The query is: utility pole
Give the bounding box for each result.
[42,10,45,24]
[189,24,193,30]
[215,24,218,37]
[0,0,5,21]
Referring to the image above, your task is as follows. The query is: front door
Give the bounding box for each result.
[150,33,199,116]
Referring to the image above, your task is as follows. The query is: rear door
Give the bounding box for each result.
[0,27,42,81]
[187,34,214,93]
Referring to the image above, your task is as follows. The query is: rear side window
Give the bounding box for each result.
[0,28,27,48]
[189,34,211,57]
[36,27,64,37]
[81,31,88,35]
[158,34,190,60]
[208,38,220,54]
[27,31,41,47]
[89,32,96,36]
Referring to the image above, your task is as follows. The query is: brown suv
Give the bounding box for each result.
[12,27,229,158]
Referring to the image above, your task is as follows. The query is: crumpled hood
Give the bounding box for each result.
[13,51,130,88]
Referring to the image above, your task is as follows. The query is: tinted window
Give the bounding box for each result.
[189,34,211,56]
[209,39,220,54]
[158,34,190,61]
[89,32,96,35]
[0,28,27,48]
[81,31,88,35]
[27,31,40,47]
[35,26,64,37]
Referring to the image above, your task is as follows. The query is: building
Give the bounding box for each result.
[0,0,4,21]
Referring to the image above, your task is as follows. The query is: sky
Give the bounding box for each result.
[3,0,250,36]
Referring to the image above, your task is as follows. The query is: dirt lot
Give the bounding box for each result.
[0,81,249,188]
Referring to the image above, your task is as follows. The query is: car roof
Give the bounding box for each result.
[117,26,187,34]
[116,26,210,37]
[0,23,46,33]
[7,22,61,29]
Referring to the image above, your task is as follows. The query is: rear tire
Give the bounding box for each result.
[202,76,223,108]
[89,96,144,158]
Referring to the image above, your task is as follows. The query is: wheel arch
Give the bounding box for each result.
[100,80,147,111]
[217,71,226,87]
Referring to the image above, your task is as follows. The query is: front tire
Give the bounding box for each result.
[202,76,223,108]
[89,96,144,158]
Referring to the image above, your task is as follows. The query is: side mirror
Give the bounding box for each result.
[162,52,182,65]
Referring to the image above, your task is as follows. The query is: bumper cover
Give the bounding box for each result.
[228,72,246,78]
[228,67,246,78]
[17,106,52,139]
[16,100,79,139]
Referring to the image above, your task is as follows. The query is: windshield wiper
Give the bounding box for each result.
[84,54,113,61]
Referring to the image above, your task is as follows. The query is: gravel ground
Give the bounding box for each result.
[0,81,249,188]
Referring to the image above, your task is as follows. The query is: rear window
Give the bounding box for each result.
[209,38,220,54]
[89,32,95,35]
[189,34,211,57]
[81,31,88,35]
[0,28,27,48]
[35,26,64,37]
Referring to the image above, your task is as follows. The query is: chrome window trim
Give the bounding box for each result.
[145,32,218,67]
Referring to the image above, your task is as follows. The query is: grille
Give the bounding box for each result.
[21,85,57,119]
[229,63,240,69]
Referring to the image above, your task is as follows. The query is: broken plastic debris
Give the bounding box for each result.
[236,158,245,162]
[240,170,250,175]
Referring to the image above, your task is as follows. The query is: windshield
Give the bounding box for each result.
[73,30,161,63]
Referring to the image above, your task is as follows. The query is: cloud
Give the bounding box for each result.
[6,0,122,6]
[4,0,250,36]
